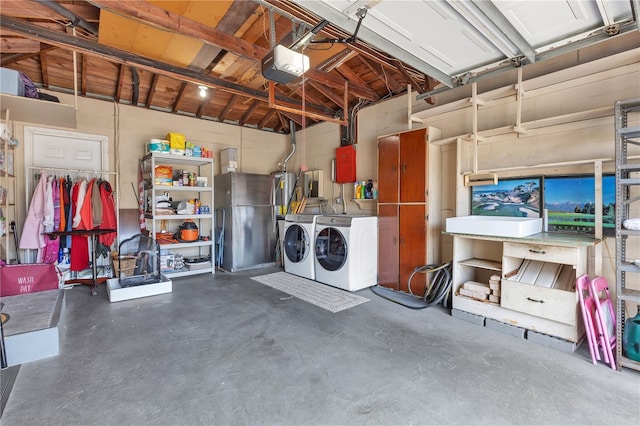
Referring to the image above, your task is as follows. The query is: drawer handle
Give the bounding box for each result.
[526,297,545,304]
[528,249,546,254]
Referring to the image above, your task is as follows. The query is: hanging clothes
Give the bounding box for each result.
[72,179,88,229]
[92,178,102,227]
[19,170,49,250]
[42,175,54,234]
[63,176,72,248]
[58,177,66,232]
[70,180,89,272]
[79,178,95,230]
[53,177,61,231]
[98,180,117,248]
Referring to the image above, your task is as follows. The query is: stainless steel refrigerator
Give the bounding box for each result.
[214,172,277,272]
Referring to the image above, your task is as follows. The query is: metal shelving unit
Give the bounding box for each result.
[1,108,16,265]
[614,97,640,371]
[142,152,215,278]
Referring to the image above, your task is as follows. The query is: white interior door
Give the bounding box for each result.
[24,126,108,171]
[21,126,109,263]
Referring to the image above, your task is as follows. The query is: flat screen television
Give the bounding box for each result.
[543,174,615,235]
[471,177,541,218]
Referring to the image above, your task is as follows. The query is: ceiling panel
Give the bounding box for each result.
[296,0,638,86]
[495,0,604,46]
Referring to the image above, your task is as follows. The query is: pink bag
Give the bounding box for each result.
[0,264,59,296]
[42,237,60,264]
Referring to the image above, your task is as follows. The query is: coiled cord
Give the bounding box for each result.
[407,262,453,308]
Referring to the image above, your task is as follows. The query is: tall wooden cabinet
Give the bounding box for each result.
[378,127,438,295]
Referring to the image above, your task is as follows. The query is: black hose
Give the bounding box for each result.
[407,262,452,308]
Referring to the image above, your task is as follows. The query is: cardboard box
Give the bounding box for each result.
[160,254,175,272]
[106,275,172,302]
[154,165,172,186]
[0,68,25,96]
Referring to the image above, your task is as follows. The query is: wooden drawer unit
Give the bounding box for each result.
[501,279,577,325]
[449,232,599,345]
[503,242,578,266]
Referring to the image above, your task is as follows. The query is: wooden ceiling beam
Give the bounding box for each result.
[309,81,345,109]
[146,74,159,109]
[0,17,336,116]
[81,54,88,95]
[39,51,49,88]
[1,45,56,67]
[279,110,304,128]
[115,63,125,102]
[335,62,370,88]
[393,60,424,94]
[0,37,40,53]
[277,112,289,132]
[318,49,358,73]
[188,0,257,72]
[423,75,437,105]
[219,94,238,122]
[0,1,99,22]
[258,109,277,129]
[172,82,187,113]
[196,94,210,119]
[281,84,325,109]
[358,55,402,94]
[87,1,379,101]
[239,100,259,126]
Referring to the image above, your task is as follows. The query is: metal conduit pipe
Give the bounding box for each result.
[281,119,296,172]
[40,0,99,35]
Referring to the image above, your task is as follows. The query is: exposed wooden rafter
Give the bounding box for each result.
[146,74,159,109]
[239,100,259,126]
[219,94,238,122]
[0,37,40,53]
[258,109,277,129]
[0,17,334,116]
[39,51,49,88]
[87,0,379,101]
[309,81,345,109]
[81,54,88,95]
[1,45,57,67]
[172,82,187,113]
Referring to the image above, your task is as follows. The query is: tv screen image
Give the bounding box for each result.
[543,175,615,235]
[471,177,541,218]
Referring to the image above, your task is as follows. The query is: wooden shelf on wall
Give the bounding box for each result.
[0,94,76,129]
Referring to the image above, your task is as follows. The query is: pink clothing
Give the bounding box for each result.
[43,176,54,233]
[19,170,49,249]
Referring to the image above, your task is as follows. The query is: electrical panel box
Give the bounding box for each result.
[335,145,356,183]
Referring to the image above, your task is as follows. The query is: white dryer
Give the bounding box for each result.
[283,214,319,280]
[314,215,378,292]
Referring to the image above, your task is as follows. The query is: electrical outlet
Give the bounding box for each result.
[334,197,342,204]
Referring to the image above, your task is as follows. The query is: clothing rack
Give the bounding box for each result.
[23,166,120,263]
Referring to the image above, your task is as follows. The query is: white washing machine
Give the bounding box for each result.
[314,215,378,292]
[283,214,319,280]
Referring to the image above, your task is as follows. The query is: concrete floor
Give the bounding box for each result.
[2,266,639,425]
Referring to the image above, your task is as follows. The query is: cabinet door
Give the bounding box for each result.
[378,203,399,290]
[377,135,400,203]
[399,128,427,203]
[399,204,427,295]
